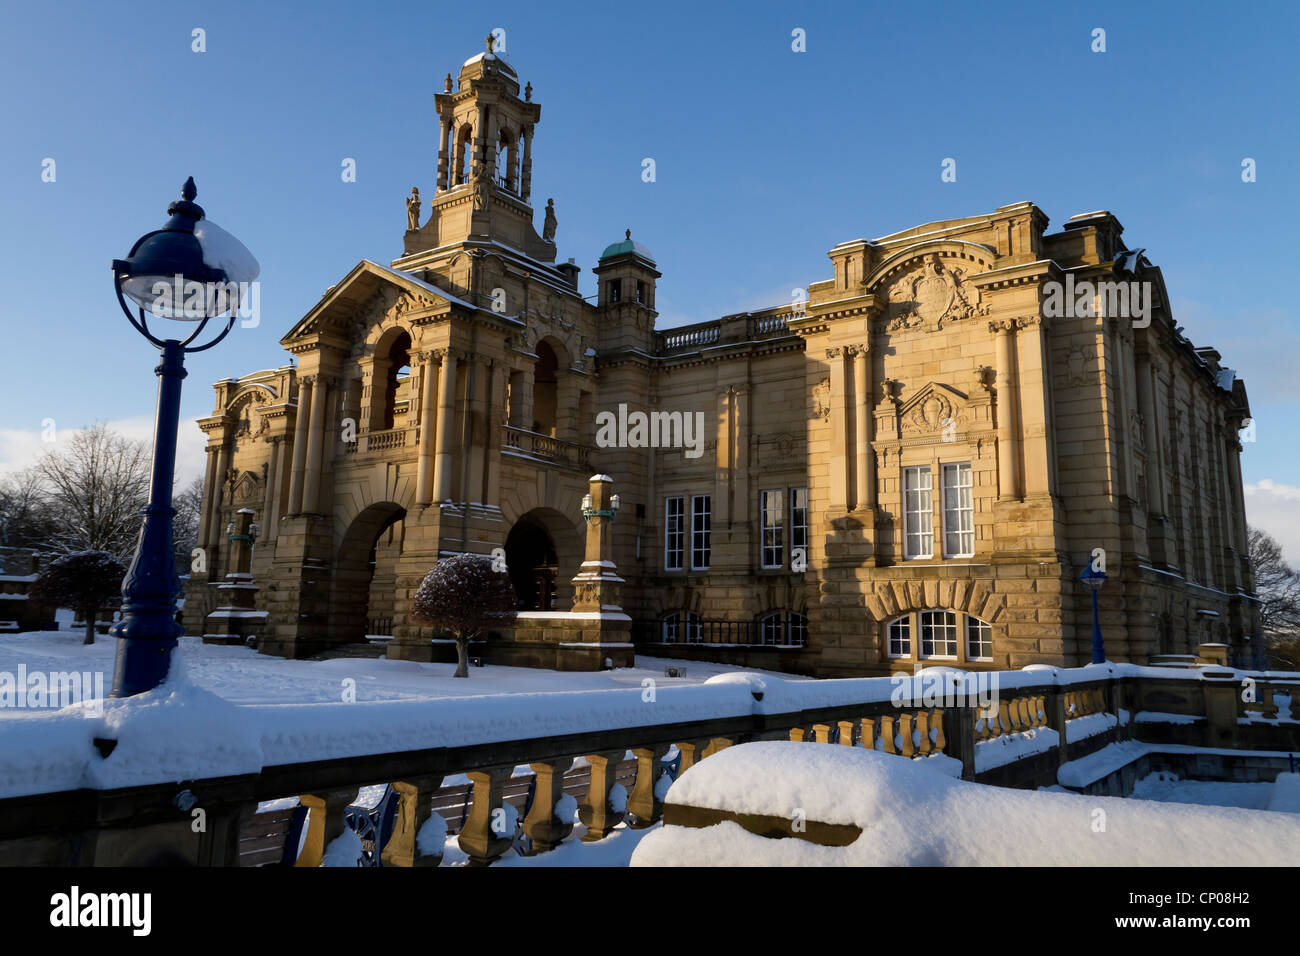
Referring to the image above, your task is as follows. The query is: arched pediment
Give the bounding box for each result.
[867,241,997,333]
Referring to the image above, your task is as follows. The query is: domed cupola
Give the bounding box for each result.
[594,229,661,310]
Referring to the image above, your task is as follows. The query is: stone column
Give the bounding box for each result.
[437,118,451,191]
[991,320,1021,500]
[733,385,749,529]
[521,758,574,854]
[579,750,626,842]
[675,739,711,775]
[1136,352,1166,516]
[715,388,732,526]
[301,376,329,514]
[197,445,218,549]
[458,767,515,866]
[464,358,486,503]
[827,347,850,511]
[853,343,873,510]
[432,351,459,502]
[416,352,439,505]
[1017,316,1054,497]
[380,776,444,867]
[286,378,312,515]
[473,106,487,177]
[295,788,359,868]
[627,744,670,828]
[263,436,284,542]
[207,441,229,550]
[521,125,534,201]
[485,363,503,506]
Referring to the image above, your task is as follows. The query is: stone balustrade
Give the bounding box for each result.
[1,666,1296,867]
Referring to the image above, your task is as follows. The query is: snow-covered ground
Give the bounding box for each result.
[0,630,803,705]
[1130,771,1274,811]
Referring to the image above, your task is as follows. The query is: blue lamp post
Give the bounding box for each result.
[1079,563,1108,664]
[107,178,257,697]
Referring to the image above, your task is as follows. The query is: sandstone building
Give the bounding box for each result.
[182,44,1259,676]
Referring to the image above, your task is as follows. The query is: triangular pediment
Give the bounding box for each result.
[896,381,969,435]
[280,259,473,346]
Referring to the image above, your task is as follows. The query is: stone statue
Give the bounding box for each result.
[444,73,453,92]
[525,81,533,102]
[405,187,421,230]
[542,198,557,242]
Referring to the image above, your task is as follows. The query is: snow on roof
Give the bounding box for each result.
[360,260,476,310]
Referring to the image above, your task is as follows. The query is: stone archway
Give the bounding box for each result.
[330,501,406,645]
[504,507,582,611]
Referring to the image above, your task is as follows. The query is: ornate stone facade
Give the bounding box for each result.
[182,46,1258,677]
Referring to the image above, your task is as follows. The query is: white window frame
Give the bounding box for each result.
[903,466,934,559]
[966,616,993,661]
[788,612,808,647]
[790,486,808,561]
[691,495,711,570]
[664,496,684,571]
[760,488,784,569]
[760,612,784,645]
[887,615,911,658]
[941,462,975,558]
[684,611,703,643]
[919,609,959,660]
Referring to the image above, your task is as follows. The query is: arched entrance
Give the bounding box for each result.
[330,502,406,645]
[504,508,582,611]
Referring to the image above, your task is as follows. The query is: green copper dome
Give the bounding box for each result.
[599,230,655,264]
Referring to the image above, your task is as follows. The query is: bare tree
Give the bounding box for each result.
[172,473,204,571]
[0,468,56,549]
[35,423,151,563]
[1247,526,1300,668]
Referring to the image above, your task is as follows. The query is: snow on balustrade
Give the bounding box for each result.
[630,742,1300,867]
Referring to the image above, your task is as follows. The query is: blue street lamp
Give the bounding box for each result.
[107,178,257,697]
[1079,563,1108,664]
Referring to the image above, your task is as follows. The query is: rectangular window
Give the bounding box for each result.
[760,489,784,568]
[920,610,958,659]
[942,462,974,557]
[888,616,911,658]
[691,495,711,570]
[790,486,808,560]
[664,496,684,571]
[904,466,933,559]
[966,616,993,661]
[636,280,647,304]
[607,279,621,303]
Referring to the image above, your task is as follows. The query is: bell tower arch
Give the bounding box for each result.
[401,35,553,262]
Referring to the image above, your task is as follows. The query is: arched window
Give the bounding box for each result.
[378,331,412,431]
[887,615,911,658]
[885,610,994,664]
[760,611,809,647]
[497,129,518,191]
[532,341,559,435]
[454,124,473,185]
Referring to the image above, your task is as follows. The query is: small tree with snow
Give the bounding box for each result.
[412,553,516,678]
[29,551,126,645]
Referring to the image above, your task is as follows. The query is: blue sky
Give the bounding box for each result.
[1,0,1297,555]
